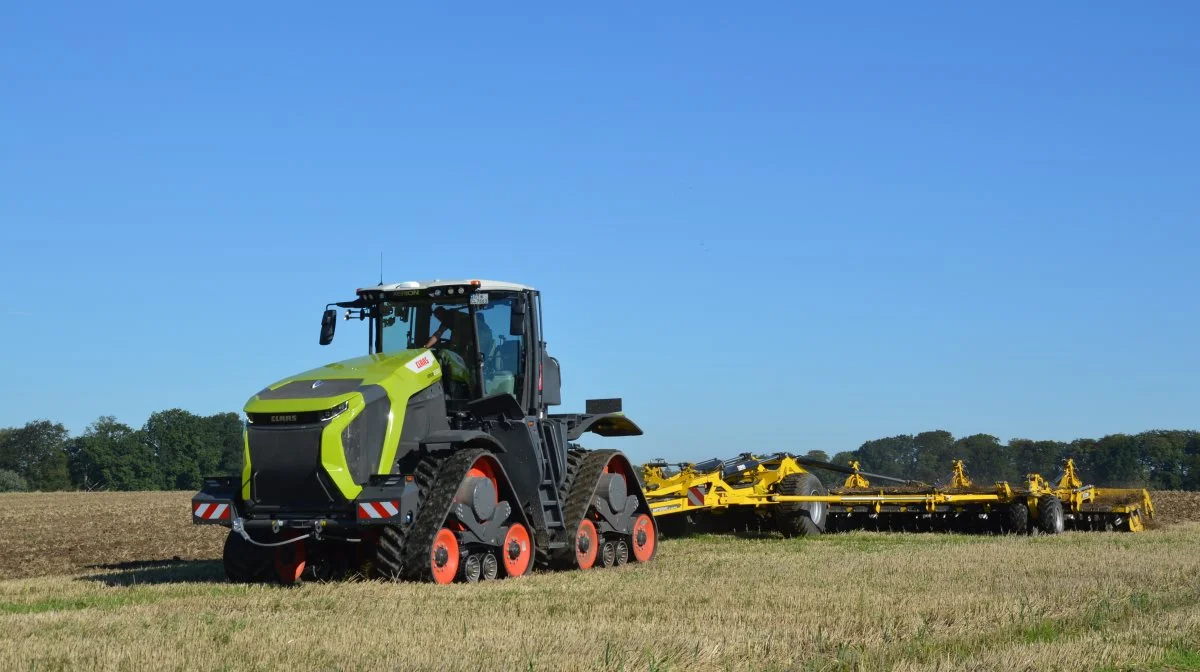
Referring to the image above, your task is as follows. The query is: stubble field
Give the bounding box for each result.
[1,490,1199,671]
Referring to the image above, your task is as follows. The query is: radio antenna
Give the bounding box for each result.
[379,252,384,285]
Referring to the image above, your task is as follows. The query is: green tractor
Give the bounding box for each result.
[192,280,656,583]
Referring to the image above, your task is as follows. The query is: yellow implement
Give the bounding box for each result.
[643,454,1155,536]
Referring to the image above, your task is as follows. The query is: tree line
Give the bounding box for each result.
[0,412,243,492]
[0,413,1196,492]
[813,429,1200,490]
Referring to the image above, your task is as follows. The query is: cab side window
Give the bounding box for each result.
[475,297,526,401]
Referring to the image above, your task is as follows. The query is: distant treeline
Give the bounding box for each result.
[813,429,1200,490]
[0,414,1197,492]
[0,412,242,492]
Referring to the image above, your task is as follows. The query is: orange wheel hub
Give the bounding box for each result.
[575,518,598,570]
[502,523,532,577]
[631,513,656,563]
[430,528,460,584]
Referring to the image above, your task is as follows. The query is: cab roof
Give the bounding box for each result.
[360,279,535,293]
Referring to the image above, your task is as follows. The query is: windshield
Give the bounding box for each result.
[366,293,528,404]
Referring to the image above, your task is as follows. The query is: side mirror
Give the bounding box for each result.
[319,309,337,345]
[541,348,562,406]
[509,297,527,336]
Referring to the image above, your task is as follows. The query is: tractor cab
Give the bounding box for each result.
[320,279,555,413]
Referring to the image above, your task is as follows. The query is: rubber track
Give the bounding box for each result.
[372,455,440,578]
[535,447,587,568]
[553,449,617,568]
[399,448,492,581]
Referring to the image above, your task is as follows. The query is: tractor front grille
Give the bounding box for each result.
[247,425,341,511]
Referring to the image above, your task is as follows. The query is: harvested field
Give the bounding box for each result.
[1,490,1199,671]
[0,491,225,581]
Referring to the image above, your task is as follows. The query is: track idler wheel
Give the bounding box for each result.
[575,518,599,569]
[600,540,616,568]
[614,539,629,566]
[502,523,532,577]
[630,513,657,563]
[481,553,499,581]
[463,553,482,583]
[430,528,460,585]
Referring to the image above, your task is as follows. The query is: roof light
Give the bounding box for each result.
[470,280,482,288]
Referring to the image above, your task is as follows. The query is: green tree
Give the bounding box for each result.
[0,420,71,490]
[203,412,245,477]
[953,433,1012,484]
[912,430,957,483]
[142,409,224,490]
[1182,432,1200,490]
[67,416,161,490]
[1090,434,1144,487]
[801,449,830,464]
[856,434,918,478]
[1008,438,1066,480]
[0,468,27,492]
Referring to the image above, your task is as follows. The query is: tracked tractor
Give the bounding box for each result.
[192,280,657,583]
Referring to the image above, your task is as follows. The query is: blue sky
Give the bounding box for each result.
[2,3,1197,462]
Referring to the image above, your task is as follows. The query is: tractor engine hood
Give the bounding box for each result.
[245,350,442,414]
[239,350,446,505]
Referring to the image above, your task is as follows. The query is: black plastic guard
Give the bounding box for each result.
[191,476,240,526]
[557,413,644,441]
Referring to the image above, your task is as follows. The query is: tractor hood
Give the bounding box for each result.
[245,350,442,414]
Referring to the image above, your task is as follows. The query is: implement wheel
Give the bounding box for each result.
[1002,501,1030,535]
[1036,496,1065,535]
[775,473,827,537]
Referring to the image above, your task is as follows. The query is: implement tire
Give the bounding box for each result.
[774,473,827,537]
[1036,496,1065,535]
[223,530,273,583]
[1002,501,1029,535]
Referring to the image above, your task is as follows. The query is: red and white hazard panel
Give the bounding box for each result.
[357,500,400,519]
[687,486,706,507]
[193,502,232,521]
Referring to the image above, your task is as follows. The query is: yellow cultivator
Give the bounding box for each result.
[642,454,1155,537]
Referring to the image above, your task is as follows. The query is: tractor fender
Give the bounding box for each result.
[419,430,506,453]
[565,413,644,442]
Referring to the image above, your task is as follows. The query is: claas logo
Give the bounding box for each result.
[415,356,430,369]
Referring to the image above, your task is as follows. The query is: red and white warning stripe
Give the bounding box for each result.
[687,486,705,507]
[357,500,400,520]
[193,502,231,521]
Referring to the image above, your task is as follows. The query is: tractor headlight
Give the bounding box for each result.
[320,401,350,422]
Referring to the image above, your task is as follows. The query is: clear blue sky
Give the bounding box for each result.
[2,3,1197,463]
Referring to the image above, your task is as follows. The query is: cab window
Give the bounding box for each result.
[475,297,526,400]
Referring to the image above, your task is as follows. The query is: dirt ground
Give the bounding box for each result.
[0,489,1195,581]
